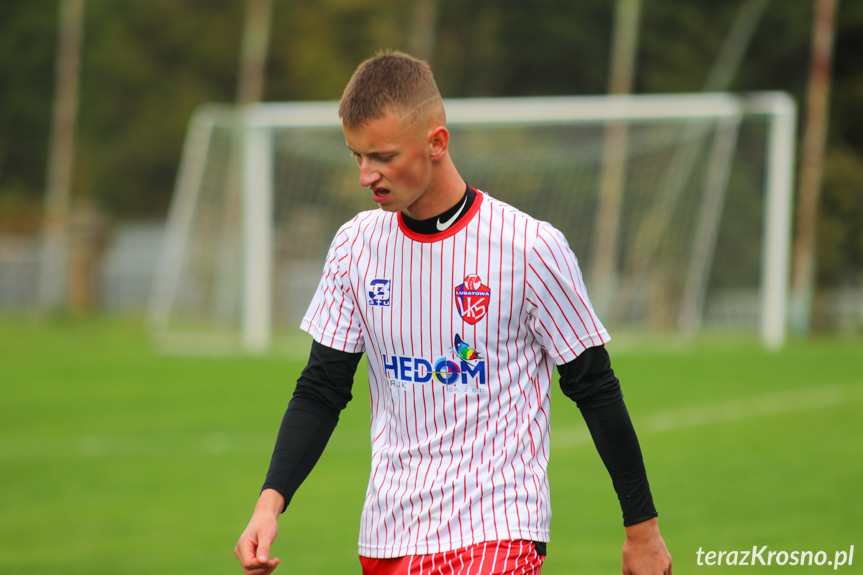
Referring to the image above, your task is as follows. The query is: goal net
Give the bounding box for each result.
[148,93,795,353]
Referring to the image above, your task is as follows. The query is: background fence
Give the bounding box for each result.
[2,221,860,333]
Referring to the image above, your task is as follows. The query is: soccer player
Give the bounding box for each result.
[235,51,672,575]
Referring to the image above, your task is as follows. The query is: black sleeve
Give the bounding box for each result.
[557,345,658,527]
[261,339,363,512]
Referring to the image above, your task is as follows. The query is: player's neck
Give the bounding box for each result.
[401,183,475,235]
[403,155,465,216]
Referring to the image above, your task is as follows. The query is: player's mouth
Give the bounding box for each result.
[371,187,390,203]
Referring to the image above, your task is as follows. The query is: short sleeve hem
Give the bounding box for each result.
[544,331,611,366]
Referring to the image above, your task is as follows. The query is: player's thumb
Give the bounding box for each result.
[255,523,278,564]
[255,539,271,563]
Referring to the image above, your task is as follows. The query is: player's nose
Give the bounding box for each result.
[358,160,380,188]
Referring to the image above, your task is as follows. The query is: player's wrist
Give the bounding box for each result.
[624,516,660,541]
[256,488,286,517]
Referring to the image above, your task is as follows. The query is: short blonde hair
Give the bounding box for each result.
[339,50,444,129]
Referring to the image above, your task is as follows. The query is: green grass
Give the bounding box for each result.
[1,318,861,574]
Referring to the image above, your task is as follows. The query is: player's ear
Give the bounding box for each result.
[428,125,449,161]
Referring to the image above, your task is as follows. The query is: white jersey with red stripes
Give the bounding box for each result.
[301,189,609,558]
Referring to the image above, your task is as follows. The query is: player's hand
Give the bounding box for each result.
[621,517,672,575]
[235,489,285,575]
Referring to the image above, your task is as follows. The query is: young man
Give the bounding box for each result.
[235,51,672,575]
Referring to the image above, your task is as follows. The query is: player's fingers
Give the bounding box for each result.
[236,535,270,570]
[236,548,279,575]
[235,535,256,563]
[243,560,279,575]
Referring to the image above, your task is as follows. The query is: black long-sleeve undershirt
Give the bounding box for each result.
[261,341,657,526]
[557,345,658,526]
[261,340,362,511]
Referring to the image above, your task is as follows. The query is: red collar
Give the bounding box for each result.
[397,189,484,242]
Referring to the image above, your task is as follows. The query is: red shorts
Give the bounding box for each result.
[359,540,545,575]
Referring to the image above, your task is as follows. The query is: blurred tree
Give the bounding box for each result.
[74,0,244,215]
[266,0,412,101]
[434,0,612,97]
[823,1,863,299]
[408,0,439,65]
[237,0,274,104]
[40,0,85,310]
[791,0,839,336]
[0,2,57,233]
[818,145,863,287]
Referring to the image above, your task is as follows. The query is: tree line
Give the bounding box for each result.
[0,0,861,301]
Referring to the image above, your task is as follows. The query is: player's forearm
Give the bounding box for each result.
[261,395,340,511]
[579,398,658,526]
[558,346,657,525]
[261,340,362,511]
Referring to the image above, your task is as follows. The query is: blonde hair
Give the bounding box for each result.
[339,50,444,130]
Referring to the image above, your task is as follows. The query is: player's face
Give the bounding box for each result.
[344,110,436,219]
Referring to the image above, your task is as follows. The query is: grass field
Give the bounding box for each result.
[1,317,861,574]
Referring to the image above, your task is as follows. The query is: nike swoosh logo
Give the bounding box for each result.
[436,196,468,231]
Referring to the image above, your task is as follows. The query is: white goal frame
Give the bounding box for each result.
[149,92,795,353]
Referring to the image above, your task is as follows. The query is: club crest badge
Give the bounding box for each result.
[454,274,491,324]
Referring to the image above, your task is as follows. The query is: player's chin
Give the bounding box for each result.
[375,195,402,212]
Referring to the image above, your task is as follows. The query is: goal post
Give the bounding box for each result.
[149,92,795,354]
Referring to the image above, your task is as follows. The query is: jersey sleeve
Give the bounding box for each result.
[300,223,365,353]
[525,222,609,364]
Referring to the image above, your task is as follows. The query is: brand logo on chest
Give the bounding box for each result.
[368,278,391,306]
[381,334,487,394]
